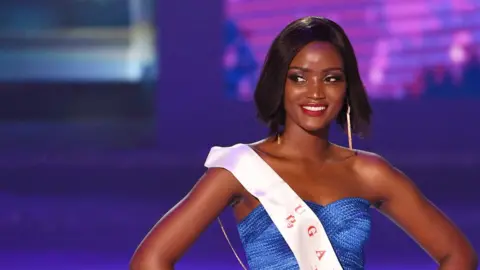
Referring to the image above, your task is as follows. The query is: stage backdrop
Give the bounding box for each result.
[224,0,480,101]
[0,0,158,149]
[0,0,157,82]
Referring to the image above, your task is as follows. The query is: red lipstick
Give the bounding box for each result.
[300,104,327,117]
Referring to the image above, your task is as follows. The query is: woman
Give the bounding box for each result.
[130,17,477,270]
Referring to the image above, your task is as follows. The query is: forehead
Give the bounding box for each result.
[290,41,343,69]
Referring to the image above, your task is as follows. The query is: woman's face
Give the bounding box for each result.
[283,41,347,133]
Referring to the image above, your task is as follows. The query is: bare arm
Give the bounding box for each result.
[355,153,477,270]
[130,168,243,270]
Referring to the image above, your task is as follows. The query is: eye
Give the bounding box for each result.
[324,74,344,83]
[288,74,307,84]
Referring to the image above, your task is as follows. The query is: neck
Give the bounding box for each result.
[278,125,331,160]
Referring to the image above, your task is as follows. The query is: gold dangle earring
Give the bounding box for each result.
[346,105,353,150]
[277,133,281,144]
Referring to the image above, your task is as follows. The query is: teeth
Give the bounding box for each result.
[302,106,326,111]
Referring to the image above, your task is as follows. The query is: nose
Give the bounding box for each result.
[308,79,326,99]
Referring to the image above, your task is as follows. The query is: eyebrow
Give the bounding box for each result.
[289,66,344,73]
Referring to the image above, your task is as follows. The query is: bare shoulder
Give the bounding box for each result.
[349,149,410,199]
[351,150,393,177]
[330,144,393,177]
[202,143,255,196]
[199,166,244,195]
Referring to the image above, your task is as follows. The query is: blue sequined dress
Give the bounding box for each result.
[237,198,371,270]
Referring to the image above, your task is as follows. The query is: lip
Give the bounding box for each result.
[300,103,328,117]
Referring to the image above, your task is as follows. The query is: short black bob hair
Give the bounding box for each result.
[254,16,372,136]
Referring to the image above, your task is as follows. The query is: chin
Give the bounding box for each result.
[299,121,330,133]
[293,110,334,133]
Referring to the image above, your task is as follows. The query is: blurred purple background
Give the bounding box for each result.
[1,0,479,269]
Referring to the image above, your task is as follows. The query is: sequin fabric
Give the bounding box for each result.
[237,198,372,270]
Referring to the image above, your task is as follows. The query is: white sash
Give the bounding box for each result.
[205,143,343,270]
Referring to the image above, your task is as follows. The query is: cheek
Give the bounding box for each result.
[283,84,302,109]
[325,86,347,115]
[325,85,347,103]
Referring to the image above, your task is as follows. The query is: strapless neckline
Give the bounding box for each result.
[238,197,371,225]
